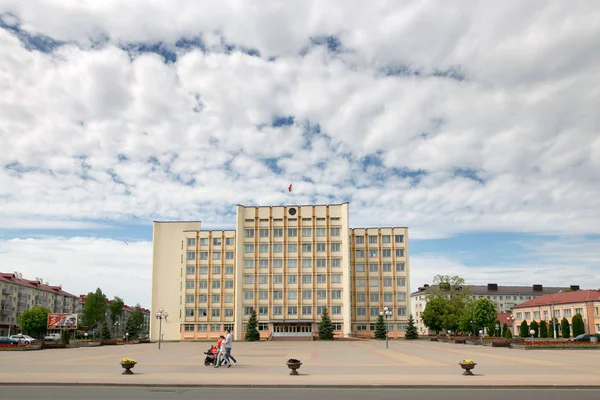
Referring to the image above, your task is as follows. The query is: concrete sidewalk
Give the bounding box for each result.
[0,341,598,387]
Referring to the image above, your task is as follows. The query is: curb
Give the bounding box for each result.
[1,383,600,389]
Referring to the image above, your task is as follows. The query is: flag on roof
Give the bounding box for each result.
[288,184,292,192]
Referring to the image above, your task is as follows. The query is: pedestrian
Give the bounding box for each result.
[214,335,228,368]
[224,328,238,368]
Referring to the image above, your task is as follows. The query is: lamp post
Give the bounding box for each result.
[125,332,129,342]
[507,315,515,337]
[155,308,168,350]
[530,329,535,345]
[470,320,475,337]
[479,329,483,344]
[113,321,120,340]
[379,306,392,349]
[84,332,88,342]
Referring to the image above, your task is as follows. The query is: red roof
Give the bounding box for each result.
[497,312,514,327]
[513,290,600,308]
[0,272,77,298]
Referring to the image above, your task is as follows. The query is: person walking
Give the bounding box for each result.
[224,328,237,368]
[214,335,227,368]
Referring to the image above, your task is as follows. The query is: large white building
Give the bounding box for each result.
[151,202,410,341]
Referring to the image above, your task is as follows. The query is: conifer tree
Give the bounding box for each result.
[374,314,387,340]
[318,307,334,340]
[519,320,529,338]
[539,320,548,338]
[560,317,570,338]
[244,309,260,341]
[405,314,418,340]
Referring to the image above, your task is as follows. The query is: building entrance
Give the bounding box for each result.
[271,321,314,337]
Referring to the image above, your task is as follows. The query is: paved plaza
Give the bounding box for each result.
[0,340,598,387]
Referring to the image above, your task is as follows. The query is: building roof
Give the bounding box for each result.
[512,290,600,308]
[0,271,77,298]
[411,283,576,297]
[497,312,514,327]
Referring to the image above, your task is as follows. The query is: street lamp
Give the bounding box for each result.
[113,321,120,339]
[479,329,483,344]
[470,320,475,337]
[84,332,88,342]
[155,308,168,350]
[507,315,515,337]
[379,306,392,349]
[125,332,129,342]
[529,329,535,345]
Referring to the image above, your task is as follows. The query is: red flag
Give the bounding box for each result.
[288,184,292,192]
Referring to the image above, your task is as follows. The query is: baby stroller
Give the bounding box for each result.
[204,346,217,366]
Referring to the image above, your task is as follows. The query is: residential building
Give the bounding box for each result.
[0,271,78,336]
[151,202,410,341]
[411,283,574,335]
[511,289,600,336]
[76,295,151,338]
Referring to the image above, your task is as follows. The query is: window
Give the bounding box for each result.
[316,306,326,315]
[259,229,269,238]
[185,295,194,303]
[185,308,194,317]
[259,259,269,268]
[396,263,405,272]
[259,291,268,299]
[244,307,254,315]
[317,275,326,283]
[186,266,195,275]
[383,293,393,302]
[331,258,341,267]
[554,309,561,318]
[369,278,379,287]
[331,306,341,314]
[382,249,391,257]
[199,251,208,260]
[199,238,209,246]
[368,249,378,258]
[273,306,283,315]
[225,266,234,274]
[288,228,297,237]
[288,306,298,315]
[184,324,195,332]
[225,280,234,289]
[331,274,341,283]
[199,267,208,275]
[317,290,327,299]
[369,263,378,272]
[244,275,254,284]
[355,264,365,272]
[198,281,208,289]
[259,275,268,284]
[356,293,366,302]
[244,244,254,253]
[302,228,312,237]
[331,290,341,299]
[368,235,378,244]
[224,295,233,303]
[395,249,405,257]
[370,293,379,302]
[356,250,365,258]
[259,244,269,253]
[575,308,583,315]
[383,278,392,287]
[396,293,406,301]
[397,307,406,316]
[356,279,365,287]
[273,228,283,237]
[186,281,194,289]
[225,238,234,245]
[302,306,312,315]
[288,259,298,268]
[288,275,297,284]
[288,244,298,253]
[244,229,254,238]
[187,251,195,260]
[273,275,283,284]
[198,308,207,317]
[331,243,341,252]
[259,306,269,315]
[302,274,312,284]
[316,259,327,268]
[212,266,221,275]
[516,312,523,319]
[273,244,283,253]
[273,290,283,299]
[212,281,220,289]
[395,235,404,243]
[212,309,220,317]
[198,294,207,302]
[381,235,391,243]
[355,236,364,244]
[534,311,540,319]
[197,324,208,332]
[316,243,326,252]
[356,308,366,316]
[244,259,254,268]
[330,227,340,236]
[302,259,312,268]
[213,238,221,246]
[397,278,406,287]
[288,292,297,300]
[564,309,572,317]
[187,238,196,247]
[224,309,233,317]
[370,307,379,316]
[225,251,234,260]
[316,228,326,237]
[302,243,312,252]
[302,290,312,299]
[273,259,283,268]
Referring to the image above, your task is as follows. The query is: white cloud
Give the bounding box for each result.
[0,237,152,307]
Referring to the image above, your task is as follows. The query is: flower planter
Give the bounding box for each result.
[120,362,137,375]
[454,339,466,344]
[430,338,438,342]
[459,362,477,375]
[286,359,302,375]
[101,340,117,346]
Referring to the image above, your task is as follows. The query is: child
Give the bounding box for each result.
[214,335,228,367]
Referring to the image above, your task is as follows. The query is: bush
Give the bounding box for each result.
[504,328,513,339]
[519,320,529,338]
[561,317,570,338]
[539,320,548,338]
[571,314,585,337]
[61,330,70,345]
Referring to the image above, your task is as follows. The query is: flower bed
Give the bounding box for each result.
[524,341,600,347]
[0,343,41,351]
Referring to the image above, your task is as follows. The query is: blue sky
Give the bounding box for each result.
[1,1,599,308]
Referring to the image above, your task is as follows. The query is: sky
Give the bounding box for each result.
[1,0,599,309]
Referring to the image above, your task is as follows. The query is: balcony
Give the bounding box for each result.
[2,287,13,296]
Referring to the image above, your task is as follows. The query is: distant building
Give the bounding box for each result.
[410,283,576,335]
[77,295,150,338]
[0,271,78,336]
[512,289,600,336]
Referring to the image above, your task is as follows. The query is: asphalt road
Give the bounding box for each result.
[0,387,599,400]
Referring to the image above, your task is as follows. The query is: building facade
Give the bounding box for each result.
[151,203,410,341]
[0,271,78,336]
[511,290,600,337]
[411,283,575,335]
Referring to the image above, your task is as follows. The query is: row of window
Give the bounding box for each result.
[185,305,344,317]
[245,227,343,238]
[187,238,234,247]
[185,261,406,273]
[184,291,408,303]
[243,274,343,284]
[355,323,408,331]
[516,308,585,320]
[185,246,406,261]
[355,307,406,316]
[245,217,341,223]
[184,275,407,289]
[183,323,234,332]
[243,258,342,268]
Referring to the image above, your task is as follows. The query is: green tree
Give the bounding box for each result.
[529,320,539,337]
[82,288,107,331]
[472,298,497,335]
[61,330,70,345]
[108,296,125,329]
[502,323,509,337]
[405,314,419,340]
[488,319,501,337]
[17,306,50,338]
[504,325,513,338]
[519,320,529,337]
[425,275,472,333]
[548,318,559,338]
[374,314,387,340]
[244,309,260,341]
[101,323,111,339]
[125,304,146,338]
[560,317,570,338]
[422,297,449,334]
[539,320,548,338]
[571,313,585,337]
[317,307,334,340]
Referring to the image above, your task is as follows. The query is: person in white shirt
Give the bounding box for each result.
[223,328,237,368]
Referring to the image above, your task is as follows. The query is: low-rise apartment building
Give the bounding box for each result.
[411,283,575,335]
[76,295,150,337]
[0,271,78,336]
[511,289,600,336]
